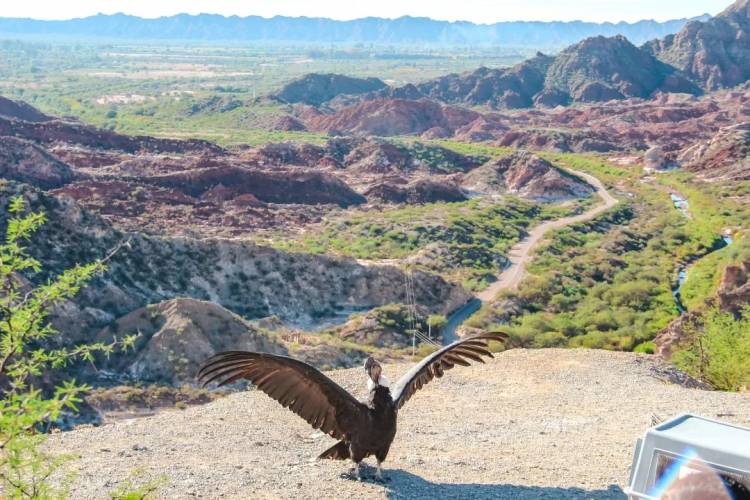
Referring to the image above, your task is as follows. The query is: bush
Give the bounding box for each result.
[633,341,656,354]
[0,197,136,497]
[672,307,750,391]
[533,331,567,348]
[426,314,447,336]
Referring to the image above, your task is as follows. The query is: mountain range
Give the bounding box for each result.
[0,12,710,47]
[275,0,750,110]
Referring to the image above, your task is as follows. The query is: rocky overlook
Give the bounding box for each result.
[45,349,750,498]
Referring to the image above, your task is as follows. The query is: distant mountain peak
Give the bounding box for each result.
[0,12,709,47]
[721,0,750,17]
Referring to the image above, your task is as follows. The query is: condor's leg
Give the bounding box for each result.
[375,447,391,481]
[349,444,366,481]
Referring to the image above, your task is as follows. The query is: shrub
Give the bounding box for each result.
[0,197,136,497]
[633,341,656,354]
[672,307,750,391]
[533,331,567,348]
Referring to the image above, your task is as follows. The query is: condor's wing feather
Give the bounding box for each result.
[197,351,366,439]
[390,332,508,410]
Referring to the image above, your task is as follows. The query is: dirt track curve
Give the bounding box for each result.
[476,169,618,302]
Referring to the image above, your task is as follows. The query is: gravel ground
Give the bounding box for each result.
[46,349,750,499]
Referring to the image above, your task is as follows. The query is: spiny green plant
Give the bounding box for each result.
[0,196,136,498]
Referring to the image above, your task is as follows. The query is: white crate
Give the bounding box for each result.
[625,413,750,499]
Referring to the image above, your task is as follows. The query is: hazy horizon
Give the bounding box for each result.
[0,0,727,24]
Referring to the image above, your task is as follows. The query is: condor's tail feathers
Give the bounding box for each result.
[318,440,350,460]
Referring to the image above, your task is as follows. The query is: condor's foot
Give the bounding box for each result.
[342,462,362,481]
[374,462,390,482]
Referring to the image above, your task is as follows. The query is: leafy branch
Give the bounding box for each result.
[0,196,136,498]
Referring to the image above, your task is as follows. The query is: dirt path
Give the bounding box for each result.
[45,349,750,499]
[476,169,618,302]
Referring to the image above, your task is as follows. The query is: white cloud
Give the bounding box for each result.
[0,0,726,23]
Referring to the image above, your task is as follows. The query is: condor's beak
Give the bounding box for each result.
[364,356,382,384]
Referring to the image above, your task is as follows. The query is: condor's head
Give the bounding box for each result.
[364,357,389,391]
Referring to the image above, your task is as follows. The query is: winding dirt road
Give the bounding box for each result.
[354,167,618,345]
[475,168,618,303]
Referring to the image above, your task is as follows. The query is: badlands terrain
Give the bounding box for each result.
[0,0,749,402]
[1,0,750,496]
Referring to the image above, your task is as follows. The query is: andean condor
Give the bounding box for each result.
[197,331,508,480]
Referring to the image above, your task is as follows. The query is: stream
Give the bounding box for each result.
[443,189,733,345]
[670,193,691,218]
[669,191,734,312]
[441,298,482,344]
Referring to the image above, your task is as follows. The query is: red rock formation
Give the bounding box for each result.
[647,0,750,91]
[461,151,595,202]
[717,261,750,314]
[363,178,466,204]
[678,122,750,181]
[655,257,750,359]
[143,165,367,207]
[0,115,222,155]
[0,136,75,189]
[306,98,481,136]
[273,73,387,106]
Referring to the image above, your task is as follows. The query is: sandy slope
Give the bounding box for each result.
[47,349,750,499]
[477,169,618,302]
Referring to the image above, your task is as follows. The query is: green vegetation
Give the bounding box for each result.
[672,308,750,391]
[466,154,732,350]
[0,40,531,146]
[368,303,427,338]
[392,141,490,172]
[107,470,164,500]
[679,233,750,311]
[423,139,514,159]
[0,197,136,498]
[270,197,578,290]
[426,315,448,336]
[655,172,750,310]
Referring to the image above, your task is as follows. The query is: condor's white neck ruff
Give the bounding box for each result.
[367,375,390,392]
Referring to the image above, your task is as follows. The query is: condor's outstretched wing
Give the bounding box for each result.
[197,351,367,440]
[390,332,508,410]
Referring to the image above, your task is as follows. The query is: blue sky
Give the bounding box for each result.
[0,0,728,23]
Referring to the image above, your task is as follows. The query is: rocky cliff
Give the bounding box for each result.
[544,35,699,103]
[0,95,52,122]
[678,122,750,181]
[655,252,750,359]
[407,53,553,108]
[96,298,288,385]
[0,136,75,189]
[404,37,699,109]
[646,0,750,91]
[461,152,595,202]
